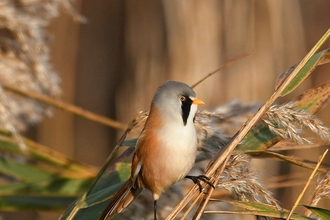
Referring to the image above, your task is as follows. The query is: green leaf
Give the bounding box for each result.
[290,80,330,113]
[60,162,131,219]
[279,49,330,96]
[0,156,56,182]
[82,162,130,208]
[243,150,327,172]
[0,129,97,179]
[0,195,76,211]
[0,177,92,211]
[303,205,330,219]
[236,122,281,151]
[0,178,92,196]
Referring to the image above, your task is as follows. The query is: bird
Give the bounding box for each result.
[100,80,213,220]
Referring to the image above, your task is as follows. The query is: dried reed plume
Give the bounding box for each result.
[0,0,82,149]
[195,101,260,156]
[263,101,330,145]
[194,110,229,157]
[217,153,281,210]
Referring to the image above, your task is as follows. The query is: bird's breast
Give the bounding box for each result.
[138,121,198,197]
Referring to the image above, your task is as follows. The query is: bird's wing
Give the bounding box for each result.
[131,129,146,186]
[131,152,142,186]
[100,178,142,220]
[100,151,143,219]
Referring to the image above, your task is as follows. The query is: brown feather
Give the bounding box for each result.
[99,178,142,220]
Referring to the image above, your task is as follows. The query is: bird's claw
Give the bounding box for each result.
[185,175,215,192]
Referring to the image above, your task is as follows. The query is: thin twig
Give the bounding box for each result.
[246,150,328,173]
[3,84,127,131]
[286,149,328,219]
[191,50,252,89]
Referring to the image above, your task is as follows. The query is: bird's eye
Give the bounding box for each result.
[180,95,186,102]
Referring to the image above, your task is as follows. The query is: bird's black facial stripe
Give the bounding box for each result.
[181,95,193,126]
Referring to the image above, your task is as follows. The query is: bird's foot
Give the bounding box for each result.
[185,175,215,192]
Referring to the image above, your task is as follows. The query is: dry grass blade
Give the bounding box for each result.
[265,173,314,190]
[287,149,329,219]
[271,141,327,151]
[165,29,330,220]
[247,150,328,173]
[3,85,127,131]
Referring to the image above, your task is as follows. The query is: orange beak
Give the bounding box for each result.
[192,98,205,105]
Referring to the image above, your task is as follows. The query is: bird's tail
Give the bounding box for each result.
[100,179,142,220]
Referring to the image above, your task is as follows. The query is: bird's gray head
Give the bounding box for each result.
[152,81,202,126]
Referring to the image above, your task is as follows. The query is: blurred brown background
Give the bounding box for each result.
[7,0,330,219]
